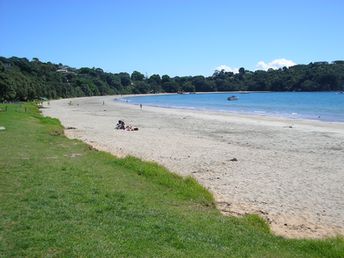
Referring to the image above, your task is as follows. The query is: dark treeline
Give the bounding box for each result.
[1,56,344,101]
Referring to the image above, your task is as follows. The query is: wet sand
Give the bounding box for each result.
[42,95,344,238]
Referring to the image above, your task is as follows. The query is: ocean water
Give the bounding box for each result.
[120,92,344,122]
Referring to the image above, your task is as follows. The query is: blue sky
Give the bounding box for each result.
[0,0,343,76]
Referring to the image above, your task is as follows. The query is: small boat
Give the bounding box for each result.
[227,96,238,101]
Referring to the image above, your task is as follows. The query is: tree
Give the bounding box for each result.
[0,74,16,100]
[182,81,195,92]
[131,71,144,81]
[239,67,245,75]
[119,72,131,87]
[133,81,150,94]
[192,76,215,92]
[161,75,170,84]
[148,74,161,85]
[162,81,179,93]
[148,74,162,93]
[1,56,344,101]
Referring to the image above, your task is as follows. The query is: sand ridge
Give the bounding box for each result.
[42,95,344,238]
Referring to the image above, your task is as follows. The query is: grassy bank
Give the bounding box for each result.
[0,103,343,257]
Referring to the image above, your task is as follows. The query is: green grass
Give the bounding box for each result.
[0,103,343,257]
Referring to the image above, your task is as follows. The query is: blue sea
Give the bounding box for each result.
[120,92,344,122]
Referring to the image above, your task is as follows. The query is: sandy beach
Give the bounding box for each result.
[42,95,344,238]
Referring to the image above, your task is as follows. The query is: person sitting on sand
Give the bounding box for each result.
[125,125,139,131]
[116,120,139,131]
[116,120,125,130]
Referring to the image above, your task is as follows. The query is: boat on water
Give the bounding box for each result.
[227,96,239,101]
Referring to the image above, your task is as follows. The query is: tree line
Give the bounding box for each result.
[1,56,344,101]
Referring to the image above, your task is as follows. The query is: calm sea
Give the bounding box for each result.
[120,92,344,122]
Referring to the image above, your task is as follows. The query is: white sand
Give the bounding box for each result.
[42,95,344,238]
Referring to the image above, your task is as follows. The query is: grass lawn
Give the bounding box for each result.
[0,103,343,257]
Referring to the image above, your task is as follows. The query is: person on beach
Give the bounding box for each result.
[126,125,139,131]
[115,120,139,131]
[140,104,142,109]
[116,120,125,129]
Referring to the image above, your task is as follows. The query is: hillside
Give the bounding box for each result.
[1,56,344,101]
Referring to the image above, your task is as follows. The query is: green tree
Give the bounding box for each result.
[161,75,171,84]
[181,81,195,92]
[162,81,179,93]
[131,71,145,81]
[133,81,150,94]
[119,72,131,87]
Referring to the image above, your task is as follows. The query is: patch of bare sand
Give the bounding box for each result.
[42,95,344,238]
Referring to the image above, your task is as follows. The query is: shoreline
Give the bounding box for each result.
[116,94,344,133]
[42,95,344,239]
[119,92,344,123]
[120,101,344,125]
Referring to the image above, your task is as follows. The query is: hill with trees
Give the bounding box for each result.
[1,56,343,101]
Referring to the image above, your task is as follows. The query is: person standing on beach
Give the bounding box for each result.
[140,104,142,110]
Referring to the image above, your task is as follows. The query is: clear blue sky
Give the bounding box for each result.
[0,0,343,76]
